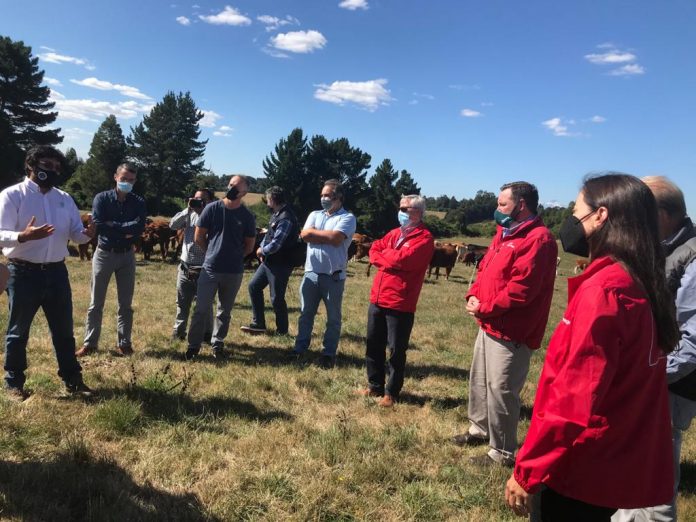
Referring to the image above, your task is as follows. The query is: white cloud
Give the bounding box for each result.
[200,110,222,127]
[314,79,392,111]
[176,16,191,25]
[270,30,327,54]
[70,77,152,100]
[584,50,636,64]
[257,14,300,32]
[460,108,482,118]
[192,4,200,8]
[199,6,251,26]
[542,117,572,137]
[590,115,606,123]
[38,51,93,70]
[218,125,233,131]
[585,44,645,77]
[49,90,153,122]
[213,130,232,137]
[339,0,368,10]
[44,77,62,87]
[412,92,435,100]
[608,63,645,76]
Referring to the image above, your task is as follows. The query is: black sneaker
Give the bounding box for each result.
[212,347,226,360]
[240,323,267,334]
[314,355,335,370]
[65,380,95,399]
[5,386,30,402]
[184,348,199,361]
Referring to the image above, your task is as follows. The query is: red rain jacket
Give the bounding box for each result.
[514,257,673,508]
[467,216,557,349]
[369,223,434,313]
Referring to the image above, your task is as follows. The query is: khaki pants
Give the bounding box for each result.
[467,329,532,465]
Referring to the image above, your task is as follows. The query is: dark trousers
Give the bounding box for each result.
[365,303,415,398]
[4,262,82,389]
[248,261,292,334]
[540,488,617,522]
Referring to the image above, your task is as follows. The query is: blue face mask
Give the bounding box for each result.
[117,181,133,193]
[321,197,333,211]
[398,211,410,227]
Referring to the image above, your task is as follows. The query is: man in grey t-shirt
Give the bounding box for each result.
[185,175,256,360]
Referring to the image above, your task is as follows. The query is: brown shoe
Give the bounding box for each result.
[75,345,97,357]
[118,344,134,356]
[355,388,383,398]
[378,394,395,408]
[452,433,489,447]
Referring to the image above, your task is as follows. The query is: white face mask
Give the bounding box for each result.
[321,197,333,210]
[117,181,133,193]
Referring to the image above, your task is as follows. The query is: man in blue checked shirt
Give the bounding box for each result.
[241,186,299,335]
[169,188,215,341]
[289,179,356,369]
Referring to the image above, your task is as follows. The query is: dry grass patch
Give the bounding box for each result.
[1,247,696,519]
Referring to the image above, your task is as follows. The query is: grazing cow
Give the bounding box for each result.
[140,220,175,261]
[428,244,458,280]
[77,214,98,261]
[349,233,372,261]
[573,258,589,274]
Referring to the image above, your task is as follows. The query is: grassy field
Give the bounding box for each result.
[1,243,695,521]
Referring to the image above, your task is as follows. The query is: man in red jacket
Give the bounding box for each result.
[453,181,558,467]
[357,195,434,407]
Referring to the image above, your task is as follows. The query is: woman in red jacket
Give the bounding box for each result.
[504,174,679,521]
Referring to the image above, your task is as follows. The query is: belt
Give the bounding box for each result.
[99,245,132,253]
[9,259,64,270]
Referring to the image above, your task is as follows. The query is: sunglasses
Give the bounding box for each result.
[399,207,414,212]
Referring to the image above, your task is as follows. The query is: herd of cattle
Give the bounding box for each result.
[68,217,495,280]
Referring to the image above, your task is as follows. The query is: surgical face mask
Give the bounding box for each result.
[117,181,133,193]
[398,211,410,227]
[321,197,334,211]
[493,205,519,228]
[226,186,240,200]
[34,167,59,188]
[559,211,595,258]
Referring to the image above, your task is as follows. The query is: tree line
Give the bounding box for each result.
[1,34,571,238]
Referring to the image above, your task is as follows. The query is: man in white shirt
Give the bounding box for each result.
[0,145,96,400]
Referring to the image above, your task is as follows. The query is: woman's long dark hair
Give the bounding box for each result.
[583,173,679,353]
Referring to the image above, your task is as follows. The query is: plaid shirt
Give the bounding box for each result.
[169,208,206,266]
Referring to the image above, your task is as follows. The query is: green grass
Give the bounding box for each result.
[1,243,695,520]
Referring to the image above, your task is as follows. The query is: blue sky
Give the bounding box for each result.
[2,1,695,213]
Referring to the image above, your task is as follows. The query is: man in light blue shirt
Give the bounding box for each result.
[290,179,356,369]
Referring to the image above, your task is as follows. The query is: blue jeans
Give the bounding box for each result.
[4,262,82,389]
[293,271,345,357]
[248,261,292,334]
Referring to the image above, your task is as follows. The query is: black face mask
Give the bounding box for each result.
[34,168,59,188]
[226,186,239,200]
[559,213,594,258]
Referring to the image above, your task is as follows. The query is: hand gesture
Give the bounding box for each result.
[83,213,97,238]
[465,295,481,316]
[18,216,54,243]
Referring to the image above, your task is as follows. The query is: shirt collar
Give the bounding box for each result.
[323,206,345,217]
[23,176,49,194]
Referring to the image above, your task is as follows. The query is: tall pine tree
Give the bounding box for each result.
[394,169,420,196]
[262,128,314,221]
[65,115,126,207]
[128,91,206,215]
[0,36,61,188]
[361,158,400,237]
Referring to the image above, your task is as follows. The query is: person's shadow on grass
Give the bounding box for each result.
[0,448,218,521]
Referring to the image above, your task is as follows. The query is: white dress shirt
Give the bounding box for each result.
[0,177,91,263]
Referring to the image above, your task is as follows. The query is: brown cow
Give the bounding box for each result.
[78,214,98,261]
[573,258,590,274]
[140,220,175,261]
[428,244,458,280]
